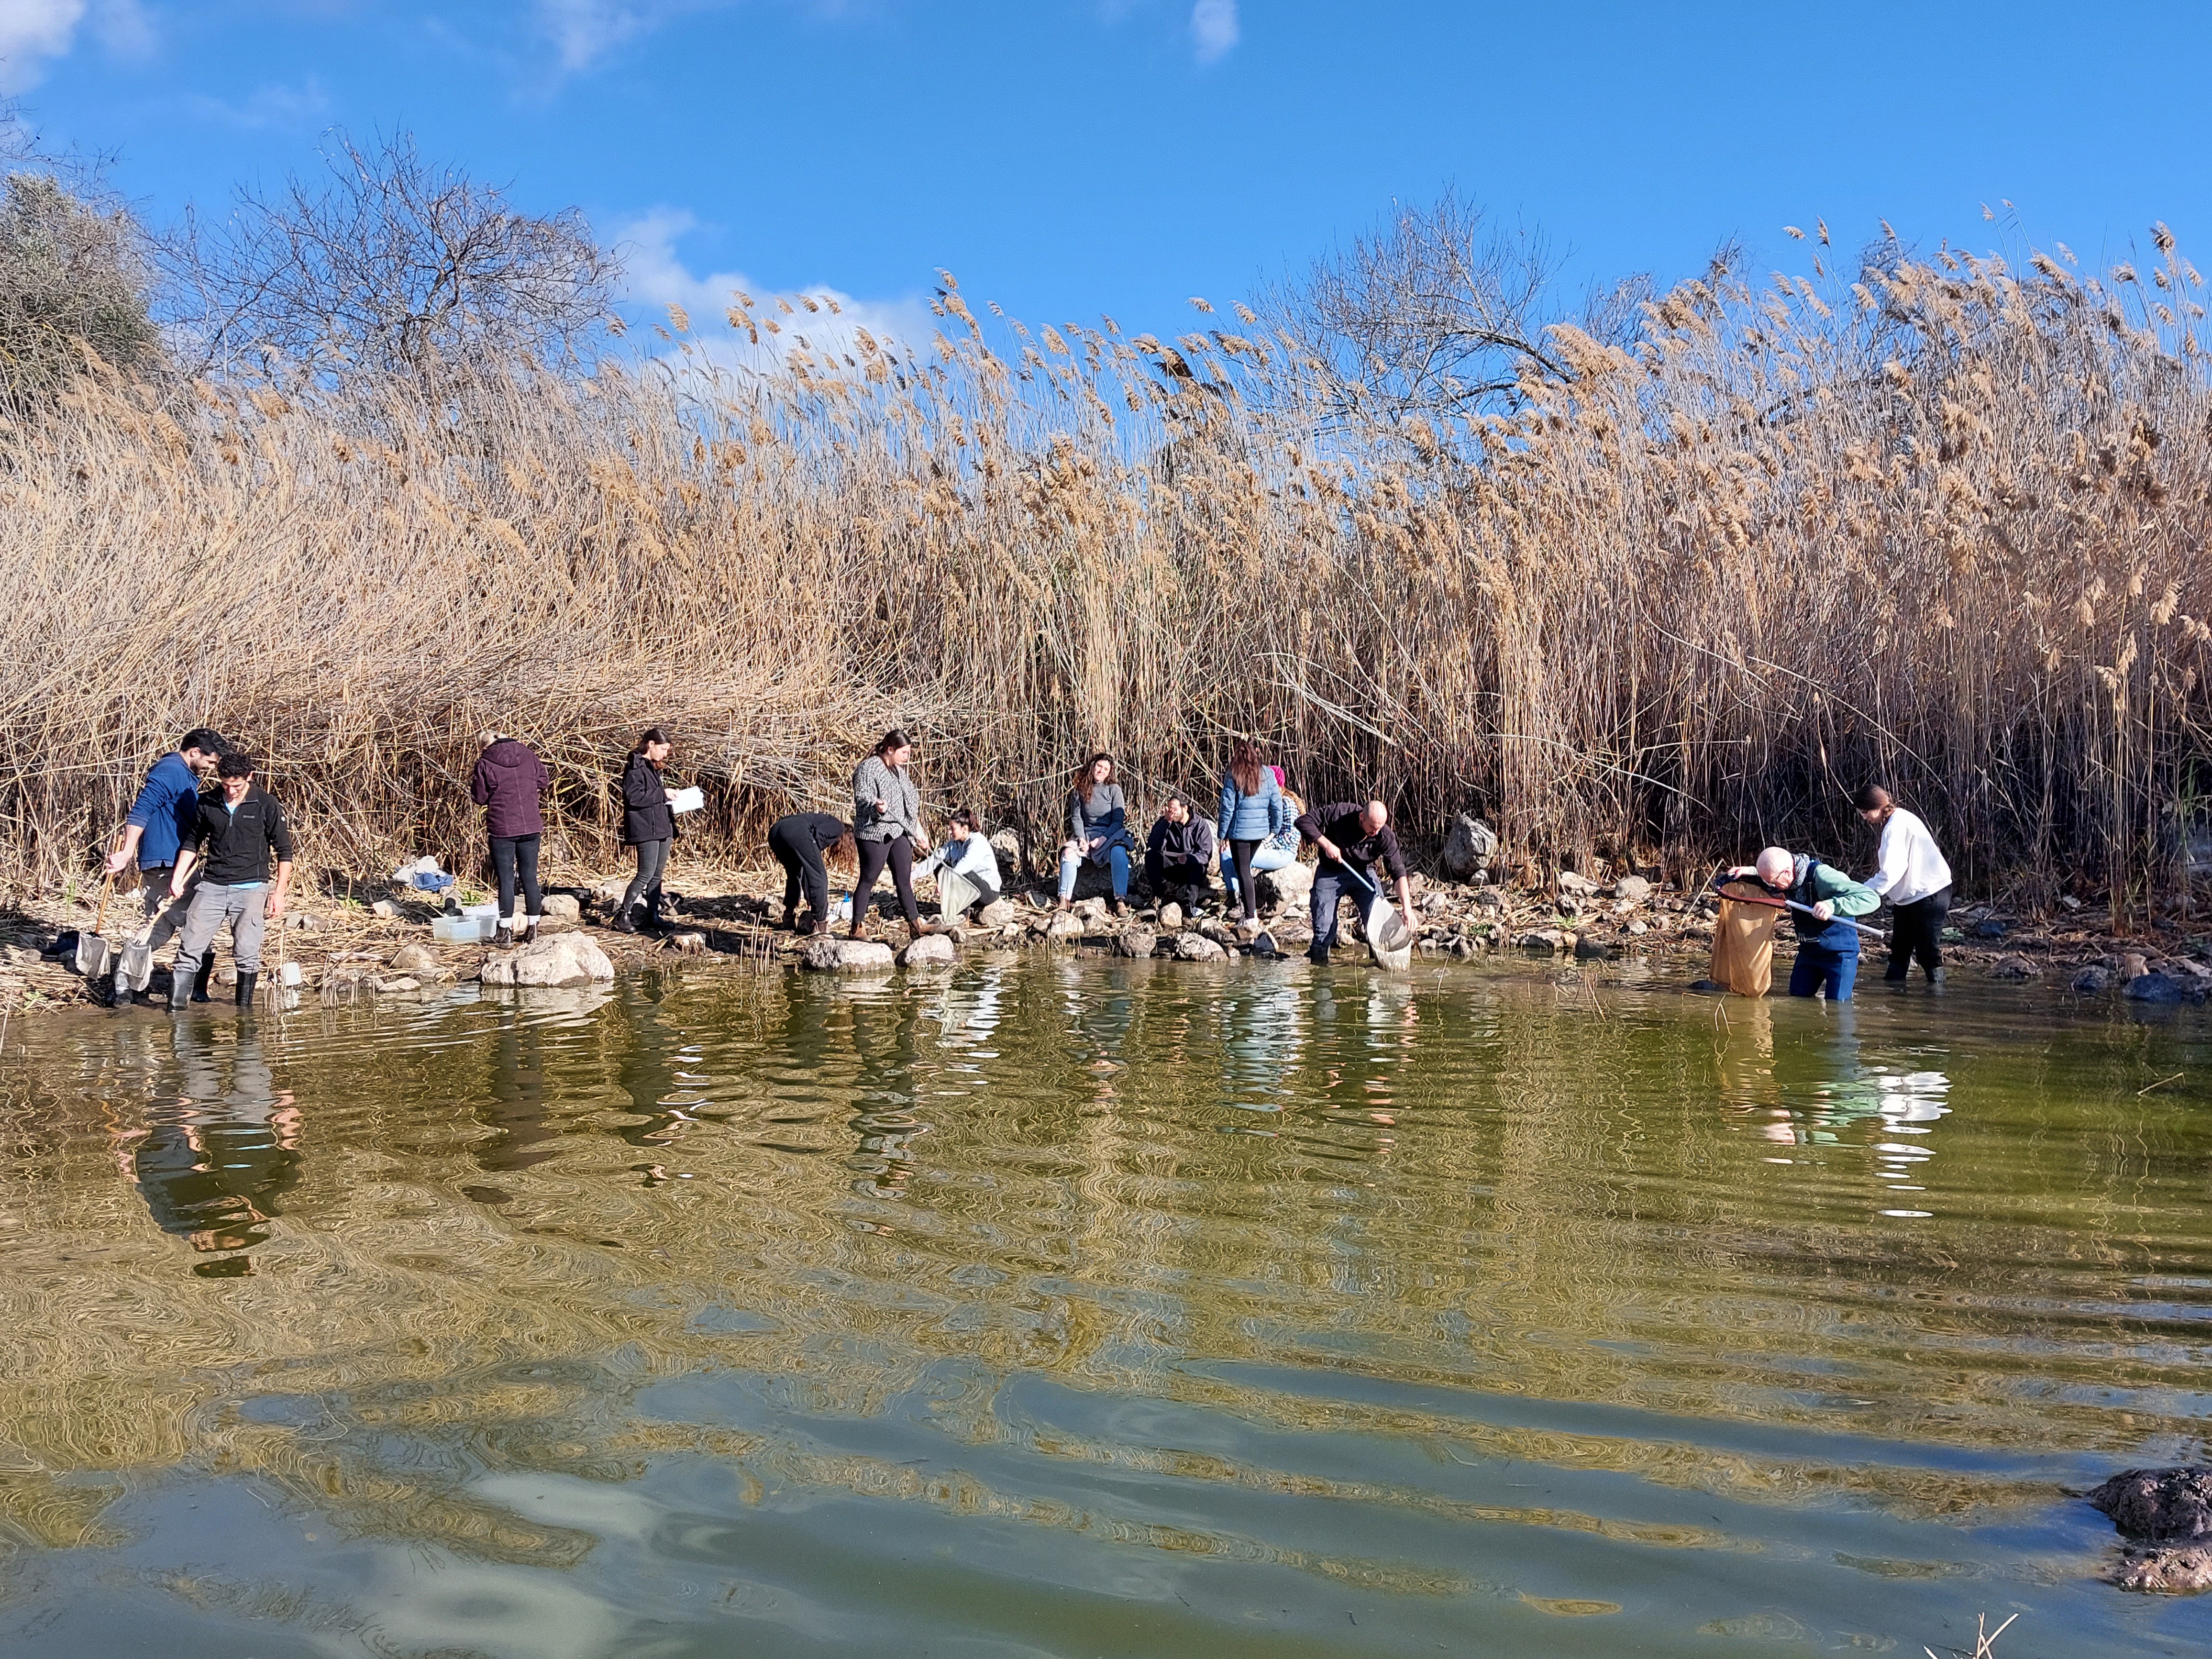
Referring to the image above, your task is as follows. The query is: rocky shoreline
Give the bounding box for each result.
[3,852,2210,1014]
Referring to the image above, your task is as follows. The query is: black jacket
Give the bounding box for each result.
[1146,814,1217,874]
[182,785,296,885]
[770,812,849,853]
[619,752,674,846]
[1295,801,1406,880]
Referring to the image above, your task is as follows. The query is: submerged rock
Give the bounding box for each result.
[1172,932,1226,962]
[1043,912,1083,943]
[1114,929,1156,959]
[480,933,615,988]
[2125,972,2185,1004]
[1988,953,2041,980]
[2087,1468,2212,1593]
[2071,964,2116,993]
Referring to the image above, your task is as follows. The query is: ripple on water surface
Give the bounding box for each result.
[0,960,2209,1657]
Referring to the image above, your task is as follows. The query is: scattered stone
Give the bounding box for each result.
[798,935,895,973]
[1988,954,2041,981]
[1971,916,2010,940]
[1473,888,1505,912]
[1157,902,1183,931]
[1449,936,1477,960]
[369,899,398,919]
[479,933,617,988]
[1627,919,1649,936]
[1044,912,1083,943]
[1557,871,1600,897]
[1573,933,1612,961]
[374,976,421,995]
[1614,874,1654,902]
[1440,813,1499,881]
[978,898,1017,929]
[2122,952,2152,983]
[988,828,1025,876]
[1114,929,1156,959]
[2071,964,2116,994]
[2125,972,2185,1005]
[1172,932,1226,962]
[1518,929,1570,952]
[665,932,708,956]
[901,933,957,971]
[389,942,440,976]
[288,912,326,931]
[540,894,583,923]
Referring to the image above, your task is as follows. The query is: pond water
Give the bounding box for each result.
[0,955,2209,1657]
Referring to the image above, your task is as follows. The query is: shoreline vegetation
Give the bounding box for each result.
[4,138,2211,932]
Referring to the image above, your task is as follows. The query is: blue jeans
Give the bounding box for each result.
[1059,843,1128,901]
[1789,941,1859,1000]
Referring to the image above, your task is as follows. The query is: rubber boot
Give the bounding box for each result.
[495,922,515,950]
[1927,966,1946,985]
[1307,942,1331,967]
[522,919,540,944]
[235,971,259,1008]
[168,965,193,1011]
[191,961,215,1003]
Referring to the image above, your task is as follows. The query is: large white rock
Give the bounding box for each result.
[1044,912,1084,942]
[1261,860,1316,905]
[978,898,1018,928]
[480,933,615,987]
[540,894,583,922]
[1156,902,1183,931]
[1173,932,1227,962]
[902,933,958,970]
[800,935,895,973]
[389,942,441,975]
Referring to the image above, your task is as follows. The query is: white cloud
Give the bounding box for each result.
[0,0,154,89]
[612,208,934,383]
[1190,0,1237,62]
[185,76,330,130]
[0,0,85,90]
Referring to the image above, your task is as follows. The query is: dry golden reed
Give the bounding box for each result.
[2,230,2208,919]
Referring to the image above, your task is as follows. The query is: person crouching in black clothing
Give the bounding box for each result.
[1145,793,1217,915]
[768,812,851,935]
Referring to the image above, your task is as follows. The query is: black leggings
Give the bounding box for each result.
[1228,838,1262,920]
[1887,885,1951,981]
[490,834,542,918]
[768,823,830,926]
[854,835,919,930]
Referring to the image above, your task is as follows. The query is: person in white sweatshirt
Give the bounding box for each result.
[1856,783,1953,984]
[915,808,1002,925]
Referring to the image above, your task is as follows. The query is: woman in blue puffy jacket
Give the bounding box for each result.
[1217,739,1292,924]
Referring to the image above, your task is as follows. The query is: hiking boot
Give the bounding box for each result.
[611,910,637,935]
[168,967,193,1011]
[522,921,540,945]
[234,971,259,1007]
[495,923,515,949]
[191,961,215,1003]
[778,909,796,932]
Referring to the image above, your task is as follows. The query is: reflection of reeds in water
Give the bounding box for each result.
[3,235,2209,913]
[0,976,2196,1593]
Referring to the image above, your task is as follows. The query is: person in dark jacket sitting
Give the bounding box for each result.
[166,752,295,1009]
[614,728,675,934]
[471,731,553,946]
[1058,752,1133,915]
[1295,799,1413,966]
[1145,793,1217,914]
[767,811,851,935]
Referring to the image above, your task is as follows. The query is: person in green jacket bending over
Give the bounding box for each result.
[1720,846,1882,1001]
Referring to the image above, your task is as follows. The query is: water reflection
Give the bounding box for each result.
[123,1022,300,1274]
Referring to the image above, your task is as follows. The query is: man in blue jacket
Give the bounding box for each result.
[104,728,226,996]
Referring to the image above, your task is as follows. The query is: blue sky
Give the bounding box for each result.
[9,0,2211,353]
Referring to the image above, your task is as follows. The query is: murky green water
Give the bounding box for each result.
[1,956,2209,1656]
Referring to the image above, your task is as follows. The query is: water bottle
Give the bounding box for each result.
[836,891,853,923]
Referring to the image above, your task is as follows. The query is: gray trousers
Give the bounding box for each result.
[620,838,671,920]
[176,883,269,974]
[140,865,200,953]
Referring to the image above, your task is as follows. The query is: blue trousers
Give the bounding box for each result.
[1059,843,1128,901]
[1789,941,1859,1001]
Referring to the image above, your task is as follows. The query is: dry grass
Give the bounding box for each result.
[3,230,2209,921]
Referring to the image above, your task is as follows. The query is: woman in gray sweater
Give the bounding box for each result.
[1057,752,1132,915]
[850,729,930,938]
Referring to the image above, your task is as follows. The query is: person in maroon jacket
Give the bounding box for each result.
[471,731,553,945]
